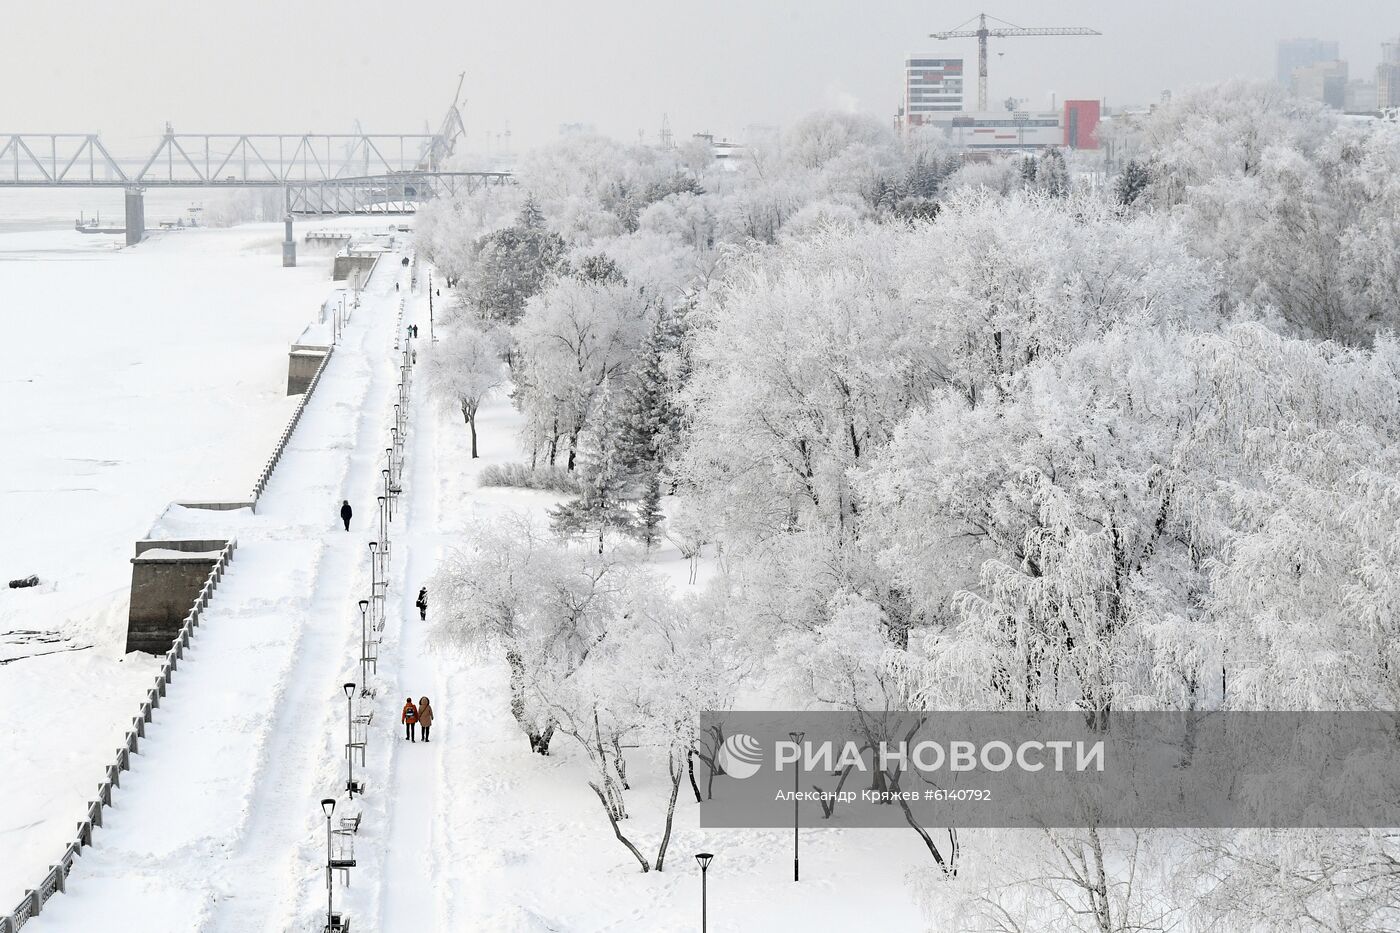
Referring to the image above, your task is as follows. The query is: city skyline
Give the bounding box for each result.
[1,1,1397,149]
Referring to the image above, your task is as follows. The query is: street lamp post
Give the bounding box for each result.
[357,600,369,690]
[386,447,395,489]
[695,852,714,932]
[789,731,804,882]
[383,469,392,521]
[343,683,359,798]
[368,542,379,628]
[321,798,337,931]
[377,496,387,563]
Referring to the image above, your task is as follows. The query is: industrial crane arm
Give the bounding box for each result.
[926,12,1101,111]
[929,27,1100,38]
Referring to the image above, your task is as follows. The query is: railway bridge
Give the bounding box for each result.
[0,78,508,258]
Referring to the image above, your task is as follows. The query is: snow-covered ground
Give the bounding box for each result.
[0,219,384,912]
[18,258,934,931]
[373,356,935,932]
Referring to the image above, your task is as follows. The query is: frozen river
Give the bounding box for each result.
[0,214,348,909]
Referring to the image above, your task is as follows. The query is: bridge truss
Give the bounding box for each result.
[0,127,468,187]
[285,171,512,215]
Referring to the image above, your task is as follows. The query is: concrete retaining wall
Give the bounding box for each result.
[125,539,229,654]
[287,345,331,395]
[332,254,378,281]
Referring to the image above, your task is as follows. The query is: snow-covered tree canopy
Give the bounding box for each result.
[418,90,1400,929]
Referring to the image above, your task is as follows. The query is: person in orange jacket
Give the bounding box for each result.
[402,697,419,742]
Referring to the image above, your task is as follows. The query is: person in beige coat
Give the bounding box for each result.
[417,696,434,742]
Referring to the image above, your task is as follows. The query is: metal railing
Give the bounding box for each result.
[0,540,238,933]
[251,347,335,509]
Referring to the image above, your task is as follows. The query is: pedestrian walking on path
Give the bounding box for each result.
[418,697,434,742]
[402,697,419,742]
[415,586,428,621]
[340,500,353,531]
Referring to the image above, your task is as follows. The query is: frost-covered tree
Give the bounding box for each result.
[540,579,737,872]
[1111,82,1400,344]
[428,515,635,755]
[550,385,637,552]
[515,277,651,469]
[1036,147,1069,197]
[1113,159,1151,206]
[424,324,505,458]
[460,199,567,324]
[614,307,684,547]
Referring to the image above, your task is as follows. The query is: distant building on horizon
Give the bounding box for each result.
[1277,37,1340,86]
[1379,38,1400,110]
[901,55,965,130]
[1346,79,1378,113]
[1292,59,1348,109]
[1063,100,1101,149]
[916,111,1062,150]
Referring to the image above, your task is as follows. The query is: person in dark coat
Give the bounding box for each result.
[415,586,427,620]
[340,500,353,531]
[402,697,418,741]
[417,696,434,742]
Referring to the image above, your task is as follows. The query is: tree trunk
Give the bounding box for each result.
[653,749,685,871]
[506,648,553,755]
[687,749,702,803]
[566,424,582,472]
[895,794,957,876]
[588,781,650,872]
[462,400,481,459]
[611,734,630,790]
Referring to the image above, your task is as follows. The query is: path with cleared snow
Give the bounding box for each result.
[27,248,410,933]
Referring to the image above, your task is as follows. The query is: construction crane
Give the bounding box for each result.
[929,12,1100,112]
[416,72,468,172]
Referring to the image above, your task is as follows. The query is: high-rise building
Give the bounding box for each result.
[902,56,964,128]
[1292,59,1348,109]
[1380,38,1400,110]
[1277,38,1340,86]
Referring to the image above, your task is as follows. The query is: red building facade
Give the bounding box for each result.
[1062,100,1101,149]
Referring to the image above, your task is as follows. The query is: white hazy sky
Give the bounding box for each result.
[2,1,1396,150]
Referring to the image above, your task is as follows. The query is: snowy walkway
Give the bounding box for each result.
[28,252,410,933]
[26,254,934,933]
